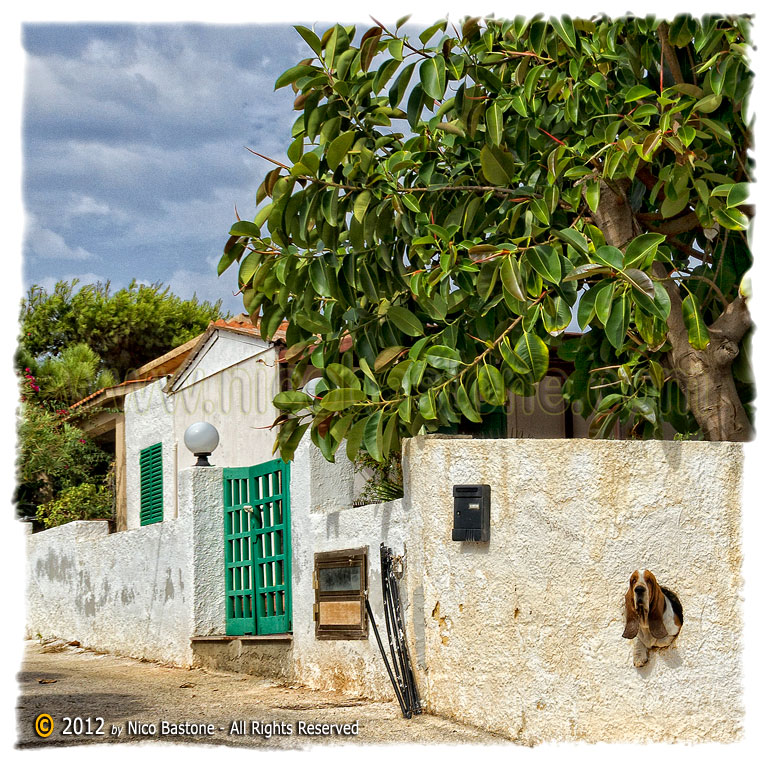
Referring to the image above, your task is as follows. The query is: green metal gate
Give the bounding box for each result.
[223,459,292,635]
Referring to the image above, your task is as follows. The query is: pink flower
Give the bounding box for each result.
[79,439,86,444]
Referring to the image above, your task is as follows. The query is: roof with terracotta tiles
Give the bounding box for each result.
[69,314,289,411]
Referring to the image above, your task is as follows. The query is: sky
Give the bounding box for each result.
[22,23,311,314]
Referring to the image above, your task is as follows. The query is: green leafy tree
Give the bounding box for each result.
[32,343,118,406]
[16,375,112,518]
[220,15,753,462]
[19,279,222,388]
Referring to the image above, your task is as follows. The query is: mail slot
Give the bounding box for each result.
[452,484,490,542]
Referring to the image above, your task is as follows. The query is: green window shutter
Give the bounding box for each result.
[139,443,163,526]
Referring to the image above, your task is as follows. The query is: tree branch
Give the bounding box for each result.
[658,22,685,86]
[710,296,751,345]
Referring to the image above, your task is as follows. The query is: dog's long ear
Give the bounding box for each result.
[622,584,639,639]
[647,571,668,639]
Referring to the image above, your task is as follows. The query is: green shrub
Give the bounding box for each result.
[36,481,114,529]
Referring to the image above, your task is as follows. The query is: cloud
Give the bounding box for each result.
[22,23,305,310]
[24,214,96,261]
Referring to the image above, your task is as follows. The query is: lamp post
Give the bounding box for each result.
[183,422,220,466]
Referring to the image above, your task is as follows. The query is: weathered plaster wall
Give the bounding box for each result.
[183,466,226,637]
[25,516,194,665]
[25,468,224,667]
[124,379,177,530]
[401,437,743,744]
[288,441,409,699]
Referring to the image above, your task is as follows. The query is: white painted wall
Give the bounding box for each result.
[123,334,281,531]
[289,440,409,699]
[401,436,744,744]
[25,467,224,666]
[171,343,280,472]
[124,379,177,530]
[25,516,194,665]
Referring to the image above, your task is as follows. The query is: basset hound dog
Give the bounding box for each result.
[622,569,683,667]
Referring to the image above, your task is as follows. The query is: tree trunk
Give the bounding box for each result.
[592,180,752,442]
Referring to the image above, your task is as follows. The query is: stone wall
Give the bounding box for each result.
[401,436,743,744]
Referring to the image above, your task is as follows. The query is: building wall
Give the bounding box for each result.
[171,344,280,472]
[25,516,194,665]
[123,342,281,530]
[401,436,743,744]
[288,441,409,699]
[124,379,177,530]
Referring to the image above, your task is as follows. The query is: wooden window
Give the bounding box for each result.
[313,548,367,640]
[139,443,163,526]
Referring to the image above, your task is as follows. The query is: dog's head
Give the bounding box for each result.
[623,569,667,640]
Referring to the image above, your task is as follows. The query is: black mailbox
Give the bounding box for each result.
[452,484,490,542]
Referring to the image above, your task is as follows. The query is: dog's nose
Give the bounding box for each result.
[634,585,645,594]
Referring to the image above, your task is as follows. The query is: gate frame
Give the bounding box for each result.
[223,459,292,636]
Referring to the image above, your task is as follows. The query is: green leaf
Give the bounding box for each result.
[374,346,407,371]
[682,294,710,350]
[326,363,361,390]
[623,233,667,269]
[649,360,665,391]
[563,264,610,282]
[726,182,749,209]
[595,283,614,325]
[425,345,462,373]
[478,363,507,405]
[513,331,549,381]
[274,390,315,411]
[353,190,372,223]
[596,393,623,412]
[593,245,623,270]
[345,419,367,461]
[455,381,482,422]
[605,292,630,349]
[550,15,577,49]
[624,85,656,102]
[542,296,571,334]
[363,411,384,462]
[712,206,749,230]
[660,187,690,218]
[419,56,446,101]
[500,256,526,301]
[486,101,504,146]
[229,221,261,238]
[326,130,356,168]
[294,25,323,55]
[388,305,424,336]
[621,268,655,298]
[418,390,437,420]
[694,93,722,113]
[389,62,416,108]
[529,197,550,226]
[480,144,512,186]
[577,286,598,329]
[555,227,589,256]
[585,180,600,212]
[528,245,561,283]
[275,64,317,90]
[320,388,366,411]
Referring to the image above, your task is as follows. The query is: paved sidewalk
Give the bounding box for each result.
[17,640,505,749]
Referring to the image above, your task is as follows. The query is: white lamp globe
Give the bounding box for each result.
[184,422,220,465]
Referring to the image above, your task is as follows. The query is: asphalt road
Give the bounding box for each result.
[17,639,505,750]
